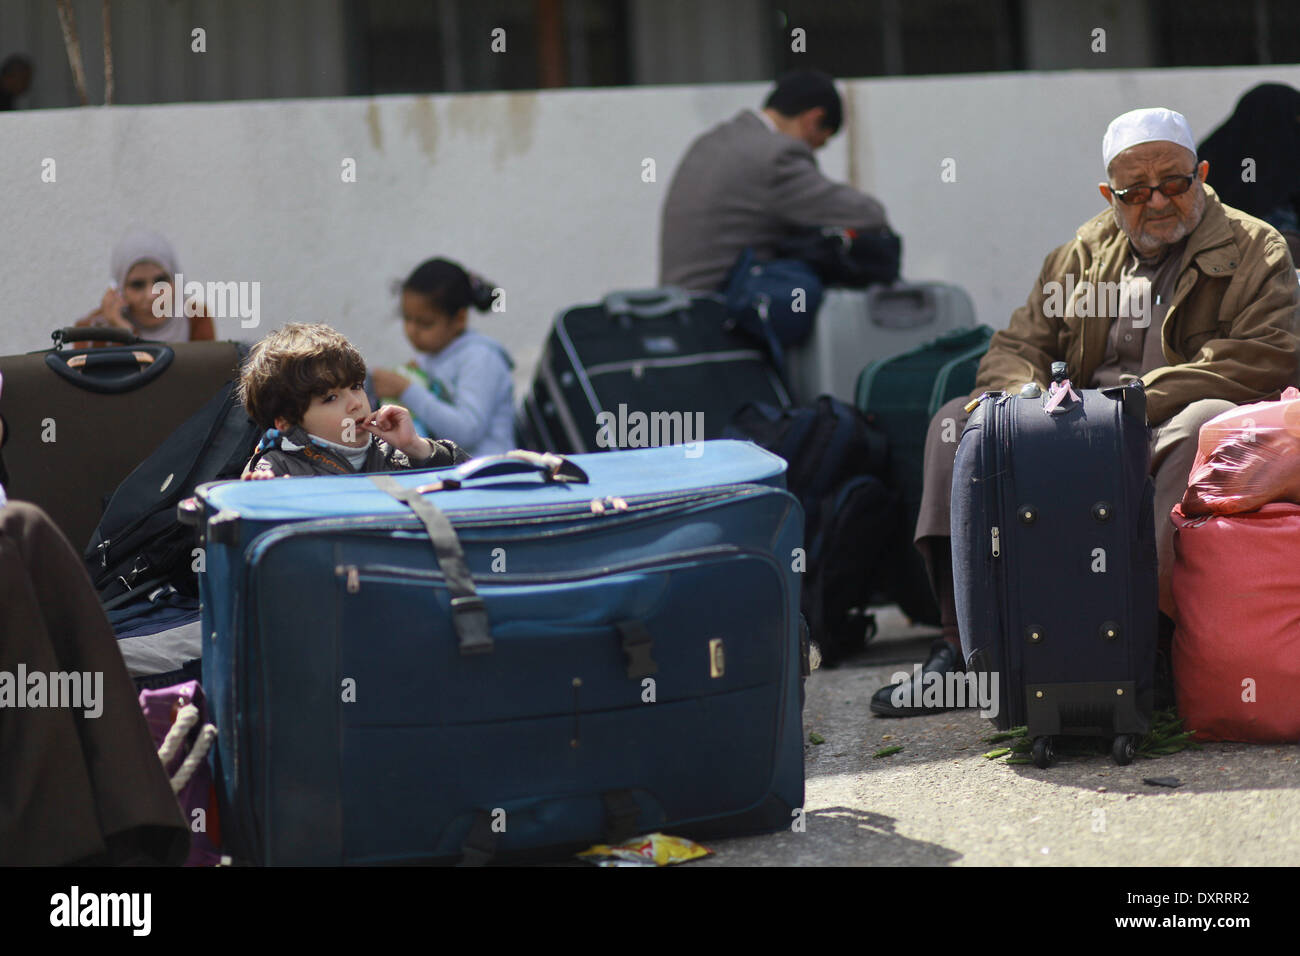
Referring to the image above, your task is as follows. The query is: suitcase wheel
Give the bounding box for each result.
[1111,734,1137,766]
[1031,736,1056,769]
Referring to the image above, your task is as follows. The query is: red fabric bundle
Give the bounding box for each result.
[1171,503,1300,742]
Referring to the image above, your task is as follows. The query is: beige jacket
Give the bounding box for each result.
[973,186,1300,425]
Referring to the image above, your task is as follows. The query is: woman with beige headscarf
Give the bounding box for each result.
[75,228,214,343]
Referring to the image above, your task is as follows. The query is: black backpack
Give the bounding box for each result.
[85,379,260,607]
[725,396,899,664]
[773,225,902,289]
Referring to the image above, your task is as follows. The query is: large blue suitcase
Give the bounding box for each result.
[188,441,805,864]
[951,371,1156,768]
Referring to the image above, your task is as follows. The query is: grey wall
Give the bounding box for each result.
[0,0,348,109]
[4,64,1296,398]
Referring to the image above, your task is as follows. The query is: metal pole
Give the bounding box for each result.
[55,0,90,105]
[103,0,114,105]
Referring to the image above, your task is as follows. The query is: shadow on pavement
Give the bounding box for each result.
[805,612,1300,794]
[698,806,963,866]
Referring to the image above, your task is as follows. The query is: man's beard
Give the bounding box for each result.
[1112,189,1205,259]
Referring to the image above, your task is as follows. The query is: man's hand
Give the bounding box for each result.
[361,404,429,461]
[371,368,412,399]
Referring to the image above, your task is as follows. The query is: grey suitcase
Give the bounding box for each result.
[787,282,976,404]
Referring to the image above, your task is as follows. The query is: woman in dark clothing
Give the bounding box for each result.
[1198,83,1300,238]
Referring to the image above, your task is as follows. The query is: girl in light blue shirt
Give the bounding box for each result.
[371,258,515,457]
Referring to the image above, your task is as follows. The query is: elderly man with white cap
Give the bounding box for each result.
[872,106,1300,717]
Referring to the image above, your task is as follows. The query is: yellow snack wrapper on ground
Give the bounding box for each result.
[576,833,713,866]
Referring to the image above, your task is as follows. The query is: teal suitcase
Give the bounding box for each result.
[855,325,993,623]
[188,442,806,864]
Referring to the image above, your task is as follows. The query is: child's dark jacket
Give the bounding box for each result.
[247,426,470,477]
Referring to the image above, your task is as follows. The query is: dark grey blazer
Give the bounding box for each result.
[658,110,888,292]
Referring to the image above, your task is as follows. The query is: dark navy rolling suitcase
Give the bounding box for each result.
[951,366,1157,768]
[518,288,790,454]
[187,442,804,864]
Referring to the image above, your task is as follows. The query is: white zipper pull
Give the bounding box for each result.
[335,564,361,593]
[991,526,1001,557]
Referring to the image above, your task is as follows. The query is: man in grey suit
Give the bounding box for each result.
[659,71,890,292]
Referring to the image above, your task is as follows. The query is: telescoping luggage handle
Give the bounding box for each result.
[52,325,144,347]
[867,284,938,330]
[602,288,693,321]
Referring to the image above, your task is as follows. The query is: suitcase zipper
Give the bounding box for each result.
[988,394,1017,722]
[583,349,768,377]
[331,543,751,589]
[244,485,768,546]
[337,564,361,592]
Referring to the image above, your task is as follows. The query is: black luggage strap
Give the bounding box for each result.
[602,790,641,843]
[369,475,493,655]
[458,809,497,867]
[616,620,658,680]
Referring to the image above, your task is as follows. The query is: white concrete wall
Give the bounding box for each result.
[2,63,1298,399]
[845,64,1300,340]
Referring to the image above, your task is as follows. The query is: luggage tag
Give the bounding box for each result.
[1043,361,1080,415]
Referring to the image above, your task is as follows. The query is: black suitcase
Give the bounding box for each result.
[951,365,1157,768]
[518,288,790,454]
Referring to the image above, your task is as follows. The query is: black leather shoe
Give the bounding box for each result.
[870,640,964,717]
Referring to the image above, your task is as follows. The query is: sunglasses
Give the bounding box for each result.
[124,274,171,291]
[1111,171,1198,206]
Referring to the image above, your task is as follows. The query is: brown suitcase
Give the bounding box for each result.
[0,327,244,551]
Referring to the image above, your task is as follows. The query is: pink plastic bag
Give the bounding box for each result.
[1181,387,1300,516]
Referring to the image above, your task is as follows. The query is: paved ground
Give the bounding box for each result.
[699,608,1300,867]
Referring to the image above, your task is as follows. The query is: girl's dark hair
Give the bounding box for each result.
[402,258,495,315]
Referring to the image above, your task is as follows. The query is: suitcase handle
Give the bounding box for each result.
[414,450,589,492]
[371,475,494,655]
[52,325,144,348]
[43,343,175,394]
[602,288,693,320]
[867,286,937,329]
